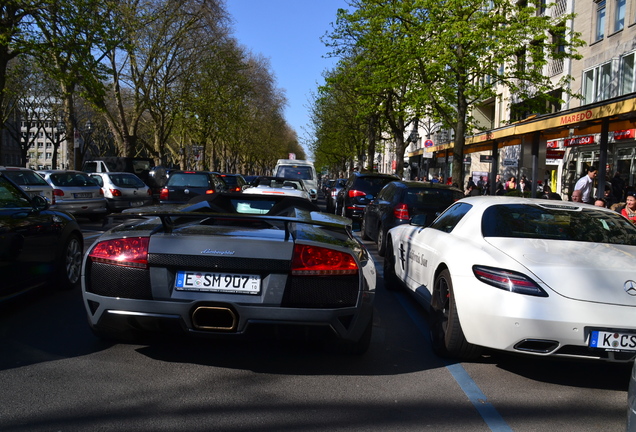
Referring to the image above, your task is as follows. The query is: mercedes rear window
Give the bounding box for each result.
[482,203,636,245]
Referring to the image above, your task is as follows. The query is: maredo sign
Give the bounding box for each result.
[559,110,593,125]
[615,129,635,140]
[564,135,595,147]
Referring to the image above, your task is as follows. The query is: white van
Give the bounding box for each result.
[273,159,318,201]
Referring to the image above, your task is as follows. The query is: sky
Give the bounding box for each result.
[225,1,349,156]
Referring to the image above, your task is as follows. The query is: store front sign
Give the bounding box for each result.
[559,110,594,125]
[546,150,565,159]
[615,129,635,140]
[564,135,595,147]
[546,140,559,148]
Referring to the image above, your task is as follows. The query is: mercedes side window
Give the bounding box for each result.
[429,202,472,233]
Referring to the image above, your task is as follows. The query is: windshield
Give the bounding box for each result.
[275,166,314,180]
[3,170,49,186]
[482,203,636,245]
[109,174,146,188]
[50,172,99,187]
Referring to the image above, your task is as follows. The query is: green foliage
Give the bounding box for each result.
[315,0,585,182]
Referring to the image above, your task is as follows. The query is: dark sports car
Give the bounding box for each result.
[0,172,83,301]
[81,193,376,354]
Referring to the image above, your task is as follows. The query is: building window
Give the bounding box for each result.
[583,61,614,104]
[596,0,606,41]
[620,52,635,95]
[615,0,626,31]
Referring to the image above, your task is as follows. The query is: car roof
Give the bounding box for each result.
[392,180,464,192]
[0,166,37,171]
[351,172,398,178]
[90,172,140,176]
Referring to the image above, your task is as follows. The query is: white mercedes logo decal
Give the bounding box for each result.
[624,280,636,296]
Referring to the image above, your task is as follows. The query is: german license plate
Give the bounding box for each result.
[130,201,143,207]
[589,330,636,351]
[74,192,92,198]
[175,270,260,294]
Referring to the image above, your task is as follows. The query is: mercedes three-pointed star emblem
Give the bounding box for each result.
[624,280,636,296]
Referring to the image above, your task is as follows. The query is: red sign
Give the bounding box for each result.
[424,139,434,147]
[546,150,565,159]
[559,110,593,125]
[615,129,635,140]
[546,140,559,149]
[564,135,595,147]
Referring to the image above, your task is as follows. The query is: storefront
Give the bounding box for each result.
[424,94,636,199]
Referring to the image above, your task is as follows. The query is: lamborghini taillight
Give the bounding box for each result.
[89,237,150,269]
[291,244,358,276]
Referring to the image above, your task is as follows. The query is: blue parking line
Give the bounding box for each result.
[395,293,513,432]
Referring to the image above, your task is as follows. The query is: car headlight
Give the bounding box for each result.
[472,265,548,297]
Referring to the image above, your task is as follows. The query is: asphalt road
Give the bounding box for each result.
[0,200,631,431]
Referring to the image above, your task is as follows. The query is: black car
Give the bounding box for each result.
[219,173,247,192]
[335,172,398,219]
[159,171,228,204]
[326,178,346,213]
[321,178,335,198]
[0,172,83,301]
[361,181,464,255]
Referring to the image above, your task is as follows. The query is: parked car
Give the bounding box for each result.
[361,181,464,256]
[335,172,398,219]
[242,176,312,200]
[242,175,258,185]
[147,166,179,202]
[326,178,346,213]
[81,193,375,354]
[159,171,228,204]
[384,196,636,362]
[37,170,108,221]
[219,173,247,192]
[0,172,83,300]
[89,172,153,212]
[0,166,54,204]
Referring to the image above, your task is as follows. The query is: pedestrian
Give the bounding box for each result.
[540,185,562,200]
[571,189,583,203]
[594,198,607,208]
[622,193,636,223]
[574,166,598,204]
[611,171,625,201]
[604,186,618,208]
[505,176,517,191]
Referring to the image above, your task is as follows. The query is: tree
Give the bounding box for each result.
[324,0,584,183]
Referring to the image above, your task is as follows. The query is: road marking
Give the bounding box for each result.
[395,292,513,432]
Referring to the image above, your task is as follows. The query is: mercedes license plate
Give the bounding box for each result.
[175,270,260,294]
[589,330,636,351]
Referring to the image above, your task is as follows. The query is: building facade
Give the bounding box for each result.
[404,0,636,199]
